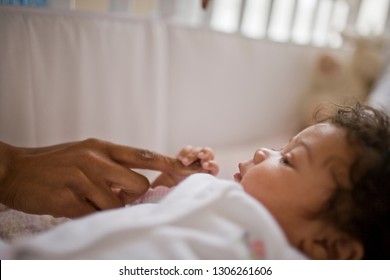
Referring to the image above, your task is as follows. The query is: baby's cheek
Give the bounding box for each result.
[241,178,259,198]
[241,172,272,202]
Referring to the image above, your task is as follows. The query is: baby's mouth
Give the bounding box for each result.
[234,162,244,182]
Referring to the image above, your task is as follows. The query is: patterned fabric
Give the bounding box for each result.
[0,186,171,242]
[131,186,171,204]
[0,204,69,242]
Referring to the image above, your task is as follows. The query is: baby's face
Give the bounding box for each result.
[235,123,357,248]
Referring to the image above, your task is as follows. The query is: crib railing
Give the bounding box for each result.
[2,0,390,47]
[200,0,390,47]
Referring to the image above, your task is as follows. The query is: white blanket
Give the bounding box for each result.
[0,174,306,259]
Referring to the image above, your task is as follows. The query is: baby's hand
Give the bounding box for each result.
[150,146,219,188]
[177,146,219,176]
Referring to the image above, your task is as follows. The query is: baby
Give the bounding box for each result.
[136,102,390,260]
[2,103,389,260]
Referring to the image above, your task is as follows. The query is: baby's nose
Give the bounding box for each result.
[253,148,277,164]
[253,149,267,164]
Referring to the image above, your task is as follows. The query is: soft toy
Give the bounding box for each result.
[300,33,387,127]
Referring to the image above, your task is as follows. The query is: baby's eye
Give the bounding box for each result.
[280,155,292,166]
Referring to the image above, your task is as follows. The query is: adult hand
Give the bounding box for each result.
[0,139,202,218]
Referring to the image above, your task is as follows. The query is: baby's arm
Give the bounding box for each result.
[150,146,219,188]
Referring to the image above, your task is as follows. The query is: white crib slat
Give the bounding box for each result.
[268,0,296,42]
[346,0,361,34]
[237,0,246,34]
[312,0,334,46]
[265,0,275,39]
[287,0,298,42]
[386,2,390,33]
[241,0,271,38]
[357,0,390,35]
[210,0,242,33]
[291,0,318,44]
[328,0,350,48]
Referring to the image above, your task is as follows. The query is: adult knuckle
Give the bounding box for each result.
[137,149,157,161]
[131,148,179,171]
[67,166,85,182]
[138,174,150,189]
[82,138,103,148]
[75,149,99,167]
[76,139,106,160]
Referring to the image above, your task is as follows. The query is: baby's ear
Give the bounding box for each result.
[305,228,364,259]
[329,236,364,260]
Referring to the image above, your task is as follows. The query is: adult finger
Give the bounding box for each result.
[198,147,215,161]
[81,180,125,211]
[104,168,150,204]
[109,145,204,175]
[67,167,124,214]
[73,145,151,207]
[201,160,219,176]
[44,186,97,218]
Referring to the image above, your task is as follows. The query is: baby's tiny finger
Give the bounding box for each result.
[198,147,215,160]
[201,160,219,176]
[177,145,193,159]
[177,146,195,165]
[210,162,219,176]
[182,148,203,165]
[181,157,192,166]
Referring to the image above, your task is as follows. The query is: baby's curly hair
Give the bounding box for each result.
[315,103,390,259]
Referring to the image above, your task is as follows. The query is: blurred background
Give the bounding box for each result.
[1,0,389,47]
[0,0,389,179]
